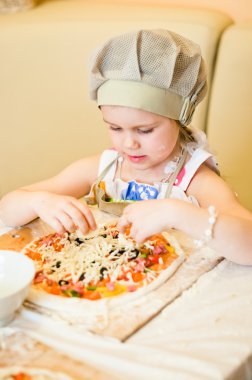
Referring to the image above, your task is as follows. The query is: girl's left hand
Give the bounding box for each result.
[117,199,173,242]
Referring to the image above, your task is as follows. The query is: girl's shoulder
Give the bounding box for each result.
[187,163,235,209]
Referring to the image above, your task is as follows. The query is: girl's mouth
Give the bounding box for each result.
[126,154,147,163]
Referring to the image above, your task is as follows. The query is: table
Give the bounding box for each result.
[1,211,252,380]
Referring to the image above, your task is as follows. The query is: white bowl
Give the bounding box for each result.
[0,250,35,326]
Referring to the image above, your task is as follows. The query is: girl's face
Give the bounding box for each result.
[101,105,180,172]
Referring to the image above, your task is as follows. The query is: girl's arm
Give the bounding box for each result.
[0,155,100,233]
[118,165,252,265]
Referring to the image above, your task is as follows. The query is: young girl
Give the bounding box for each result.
[0,29,252,264]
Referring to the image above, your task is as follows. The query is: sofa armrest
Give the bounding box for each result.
[207,22,252,211]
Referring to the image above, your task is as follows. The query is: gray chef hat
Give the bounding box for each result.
[89,29,207,126]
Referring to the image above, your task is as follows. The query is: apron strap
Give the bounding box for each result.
[164,147,187,198]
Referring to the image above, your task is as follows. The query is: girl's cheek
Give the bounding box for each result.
[114,136,121,146]
[109,134,119,146]
[157,144,166,152]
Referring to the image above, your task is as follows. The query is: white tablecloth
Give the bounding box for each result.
[1,223,252,380]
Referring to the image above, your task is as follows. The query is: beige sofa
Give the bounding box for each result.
[0,1,251,210]
[207,21,252,212]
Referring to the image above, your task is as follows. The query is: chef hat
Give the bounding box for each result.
[89,29,207,126]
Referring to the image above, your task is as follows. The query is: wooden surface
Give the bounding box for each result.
[0,329,114,380]
[0,219,53,251]
[0,214,222,341]
[94,248,222,341]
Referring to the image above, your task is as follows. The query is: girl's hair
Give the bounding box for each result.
[177,122,221,176]
[178,123,196,145]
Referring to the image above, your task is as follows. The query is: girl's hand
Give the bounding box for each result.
[33,192,97,234]
[117,199,173,242]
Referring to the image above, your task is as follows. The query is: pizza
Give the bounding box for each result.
[21,223,185,311]
[0,367,73,380]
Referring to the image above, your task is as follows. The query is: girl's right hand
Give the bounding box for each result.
[32,192,97,234]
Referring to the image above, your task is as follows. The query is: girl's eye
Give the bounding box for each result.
[109,126,122,132]
[138,128,154,134]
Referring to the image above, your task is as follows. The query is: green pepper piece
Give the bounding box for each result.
[86,286,97,291]
[70,290,81,297]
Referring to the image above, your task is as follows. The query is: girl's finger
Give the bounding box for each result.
[49,217,65,234]
[72,199,97,230]
[134,230,148,243]
[117,214,131,231]
[64,204,91,234]
[57,211,76,233]
[128,224,139,240]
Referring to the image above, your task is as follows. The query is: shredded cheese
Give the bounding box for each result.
[28,225,160,286]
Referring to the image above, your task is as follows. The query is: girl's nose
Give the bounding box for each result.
[123,134,140,149]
